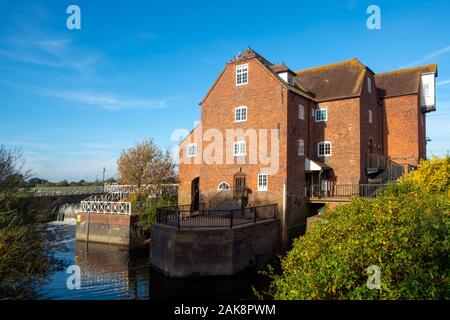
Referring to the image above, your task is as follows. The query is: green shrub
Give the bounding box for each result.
[135,193,177,231]
[271,157,450,300]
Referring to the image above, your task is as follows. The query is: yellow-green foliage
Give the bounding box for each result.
[401,156,450,194]
[271,157,450,300]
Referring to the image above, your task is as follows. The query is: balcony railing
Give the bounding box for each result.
[305,184,386,199]
[367,154,387,171]
[156,204,278,230]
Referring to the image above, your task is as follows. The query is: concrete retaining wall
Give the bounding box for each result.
[76,213,146,248]
[150,219,280,277]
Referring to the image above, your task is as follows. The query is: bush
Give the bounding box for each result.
[271,157,450,300]
[135,193,177,231]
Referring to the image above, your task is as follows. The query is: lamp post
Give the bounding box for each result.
[102,167,106,184]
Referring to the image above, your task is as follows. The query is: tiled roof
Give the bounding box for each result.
[269,63,295,74]
[224,49,437,103]
[295,58,367,102]
[375,64,437,98]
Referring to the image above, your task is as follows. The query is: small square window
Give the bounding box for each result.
[318,141,332,157]
[236,64,248,86]
[187,143,197,157]
[298,104,304,120]
[257,174,268,191]
[315,108,327,122]
[234,141,246,156]
[298,139,305,156]
[235,106,247,122]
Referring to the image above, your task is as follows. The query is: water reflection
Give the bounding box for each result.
[38,221,272,300]
[38,222,149,300]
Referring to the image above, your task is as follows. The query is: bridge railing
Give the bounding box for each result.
[32,185,105,197]
[83,192,123,202]
[104,183,177,198]
[80,200,131,215]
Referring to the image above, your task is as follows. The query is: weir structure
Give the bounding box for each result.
[75,184,176,247]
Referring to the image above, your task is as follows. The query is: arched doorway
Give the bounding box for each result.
[191,177,200,211]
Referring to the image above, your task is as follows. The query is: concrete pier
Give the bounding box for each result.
[76,213,147,248]
[150,218,280,277]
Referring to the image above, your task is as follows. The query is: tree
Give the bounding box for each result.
[0,145,30,209]
[117,138,176,199]
[0,145,49,299]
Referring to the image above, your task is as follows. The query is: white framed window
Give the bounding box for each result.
[298,104,304,120]
[318,141,332,157]
[315,108,327,122]
[187,143,197,157]
[217,182,230,190]
[369,109,373,124]
[234,141,246,156]
[235,106,247,122]
[368,77,372,93]
[236,64,248,86]
[298,139,305,156]
[257,174,268,191]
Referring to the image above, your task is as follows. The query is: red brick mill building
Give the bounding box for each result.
[177,48,437,245]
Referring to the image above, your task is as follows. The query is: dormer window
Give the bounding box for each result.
[235,106,247,122]
[236,64,248,86]
[279,72,294,85]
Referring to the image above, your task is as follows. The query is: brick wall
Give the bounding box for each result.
[383,94,422,166]
[286,92,313,236]
[309,97,362,184]
[199,58,288,209]
[178,124,202,205]
[360,71,384,182]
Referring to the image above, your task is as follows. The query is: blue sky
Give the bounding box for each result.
[0,0,449,181]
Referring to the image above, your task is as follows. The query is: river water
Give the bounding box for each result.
[36,221,273,300]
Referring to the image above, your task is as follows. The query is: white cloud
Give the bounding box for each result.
[401,45,450,68]
[37,88,168,111]
[437,80,450,86]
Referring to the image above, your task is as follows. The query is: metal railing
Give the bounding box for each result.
[367,154,387,170]
[305,184,386,199]
[156,204,278,230]
[104,183,177,198]
[83,192,123,202]
[80,200,131,215]
[31,185,105,197]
